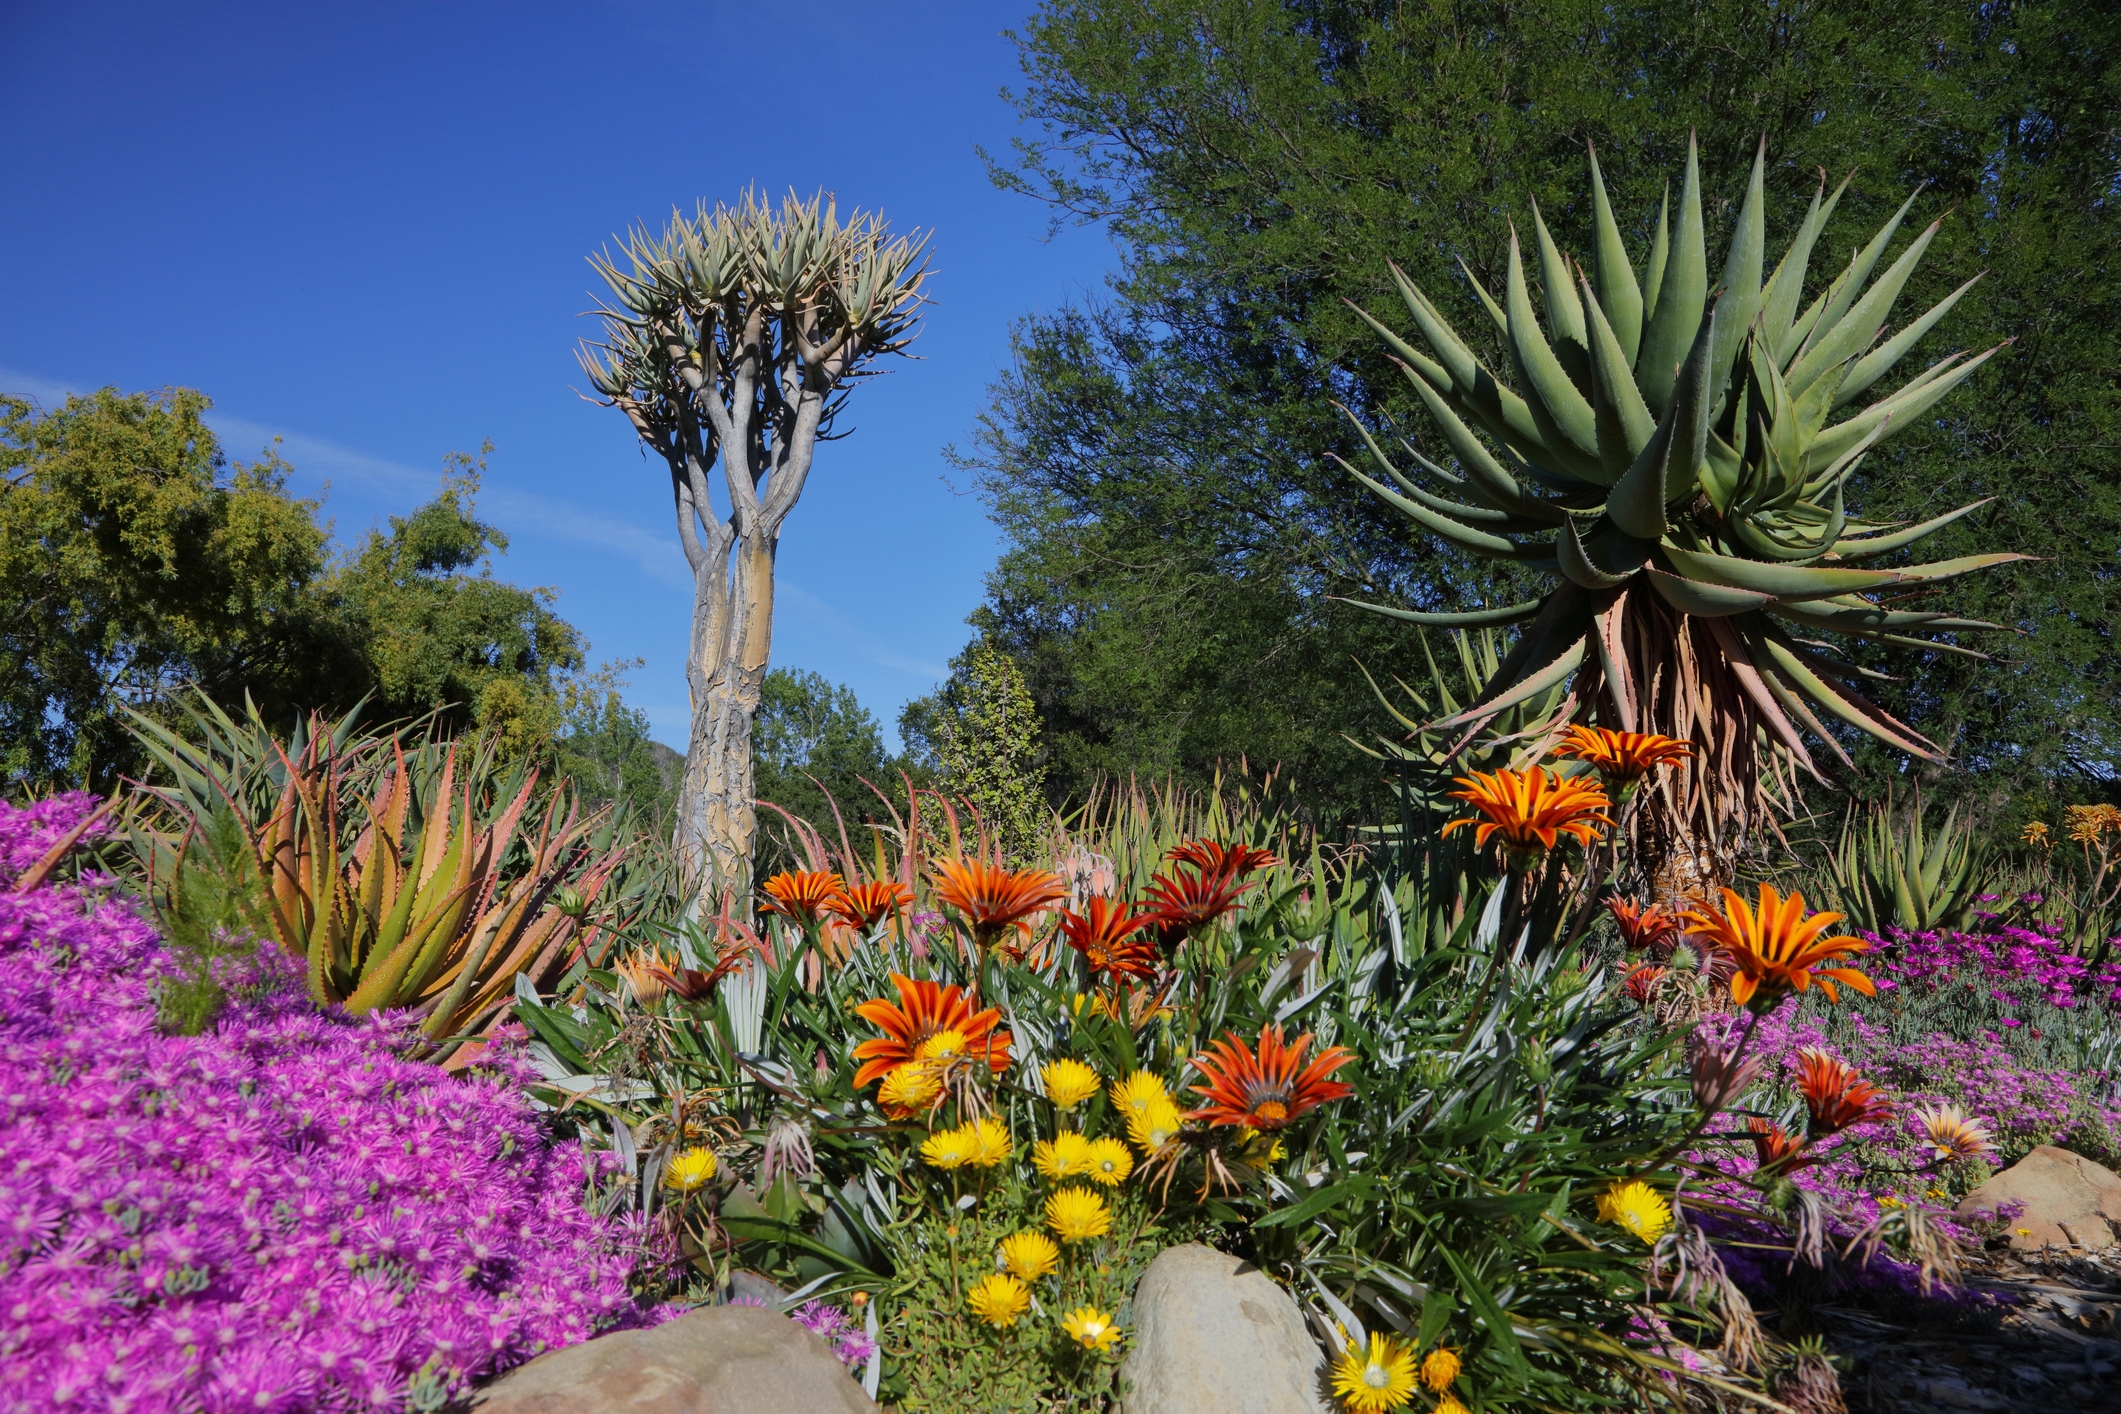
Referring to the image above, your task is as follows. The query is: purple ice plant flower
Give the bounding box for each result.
[0,796,670,1413]
[789,1299,876,1371]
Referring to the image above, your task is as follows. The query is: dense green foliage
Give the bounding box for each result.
[752,667,901,870]
[971,0,2120,818]
[0,387,591,788]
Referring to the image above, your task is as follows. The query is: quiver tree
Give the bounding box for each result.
[580,191,929,897]
[1345,137,2023,892]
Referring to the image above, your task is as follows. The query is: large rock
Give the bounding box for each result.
[1956,1144,2121,1251]
[469,1304,878,1414]
[1119,1243,1330,1414]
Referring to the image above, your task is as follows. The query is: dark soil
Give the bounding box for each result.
[1814,1244,2121,1411]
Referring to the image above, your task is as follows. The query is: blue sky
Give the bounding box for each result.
[0,0,1111,748]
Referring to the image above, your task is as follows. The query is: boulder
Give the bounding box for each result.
[469,1304,878,1414]
[1956,1144,2121,1251]
[1118,1243,1330,1414]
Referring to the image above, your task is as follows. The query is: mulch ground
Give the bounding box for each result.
[1811,1244,2121,1410]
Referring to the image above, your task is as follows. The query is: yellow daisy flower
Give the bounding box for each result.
[1060,1304,1122,1352]
[877,1061,943,1114]
[1042,1057,1101,1109]
[966,1272,1031,1328]
[1126,1097,1184,1153]
[1421,1345,1461,1392]
[662,1146,718,1193]
[921,1125,975,1170]
[1111,1069,1170,1119]
[1329,1331,1417,1413]
[1595,1178,1673,1245]
[1435,1398,1470,1414]
[1044,1187,1112,1244]
[914,1027,971,1065]
[1033,1132,1095,1181]
[1084,1137,1134,1186]
[964,1117,1012,1168]
[997,1230,1059,1281]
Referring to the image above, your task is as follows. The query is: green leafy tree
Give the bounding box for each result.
[0,388,351,788]
[750,667,897,874]
[332,442,583,758]
[910,641,1051,861]
[553,660,679,832]
[1,385,612,788]
[974,0,2121,812]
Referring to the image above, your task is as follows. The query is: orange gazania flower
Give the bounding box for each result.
[1167,839,1279,879]
[930,858,1068,955]
[1792,1047,1891,1137]
[1622,964,1668,1004]
[1441,767,1612,858]
[1607,896,1680,953]
[1185,1024,1353,1131]
[852,973,1012,1089]
[1746,1118,1817,1174]
[1058,897,1162,982]
[1682,884,1874,1011]
[1553,725,1694,785]
[824,879,914,932]
[760,870,845,925]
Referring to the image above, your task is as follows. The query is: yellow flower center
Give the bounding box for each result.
[917,1028,969,1063]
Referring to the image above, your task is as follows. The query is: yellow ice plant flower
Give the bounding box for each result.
[1044,1187,1112,1244]
[964,1117,1013,1168]
[966,1272,1031,1328]
[1084,1137,1134,1187]
[1126,1097,1184,1153]
[914,1027,971,1065]
[1434,1398,1470,1414]
[1595,1178,1673,1245]
[1111,1069,1170,1120]
[921,1125,976,1170]
[997,1230,1060,1281]
[1042,1057,1101,1110]
[1060,1305,1122,1353]
[1329,1331,1418,1413]
[877,1061,943,1114]
[662,1146,718,1193]
[1033,1132,1095,1181]
[1420,1346,1461,1393]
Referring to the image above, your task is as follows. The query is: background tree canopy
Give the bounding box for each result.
[0,386,607,793]
[966,0,2119,824]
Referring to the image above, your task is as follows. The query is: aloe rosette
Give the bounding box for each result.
[1345,137,2021,862]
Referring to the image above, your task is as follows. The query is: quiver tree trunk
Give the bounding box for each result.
[581,191,929,905]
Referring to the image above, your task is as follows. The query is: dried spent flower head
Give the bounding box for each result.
[1686,1035,1764,1116]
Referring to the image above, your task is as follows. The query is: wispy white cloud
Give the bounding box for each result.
[778,580,951,682]
[0,369,691,589]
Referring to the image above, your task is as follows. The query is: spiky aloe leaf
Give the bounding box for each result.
[1342,138,2020,862]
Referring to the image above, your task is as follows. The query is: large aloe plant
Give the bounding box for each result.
[129,697,642,1052]
[1345,138,2021,875]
